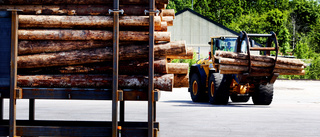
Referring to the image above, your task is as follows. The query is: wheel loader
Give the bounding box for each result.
[189,31,279,105]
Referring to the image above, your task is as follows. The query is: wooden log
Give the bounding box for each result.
[167,47,193,59]
[274,57,307,67]
[215,51,274,62]
[154,41,186,56]
[155,22,167,31]
[174,74,189,87]
[216,51,306,67]
[17,74,173,91]
[219,64,274,73]
[219,57,248,66]
[275,63,305,70]
[158,3,167,9]
[0,5,162,16]
[18,40,185,55]
[18,30,171,42]
[219,57,305,70]
[161,9,175,19]
[219,70,242,74]
[18,40,112,55]
[161,16,173,26]
[18,59,168,75]
[273,69,305,75]
[0,0,169,5]
[219,70,305,75]
[18,15,161,28]
[219,65,305,75]
[219,64,248,71]
[167,63,188,74]
[17,41,186,68]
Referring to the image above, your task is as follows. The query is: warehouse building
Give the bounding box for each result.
[167,8,239,59]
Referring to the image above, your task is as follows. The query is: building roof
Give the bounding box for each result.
[175,8,239,36]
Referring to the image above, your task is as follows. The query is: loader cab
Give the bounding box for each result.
[209,36,238,56]
[209,36,258,57]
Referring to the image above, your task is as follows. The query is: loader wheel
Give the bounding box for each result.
[208,73,231,105]
[252,84,274,105]
[230,95,250,102]
[189,73,208,102]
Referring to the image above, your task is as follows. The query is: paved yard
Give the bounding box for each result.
[2,80,320,137]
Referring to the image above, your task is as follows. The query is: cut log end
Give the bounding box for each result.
[173,74,189,88]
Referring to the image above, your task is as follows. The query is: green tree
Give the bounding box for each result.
[228,9,291,55]
[294,35,314,59]
[166,0,192,12]
[310,19,320,52]
[192,0,243,25]
[167,0,320,79]
[290,0,320,33]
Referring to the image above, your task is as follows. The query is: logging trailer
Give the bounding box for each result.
[189,31,279,105]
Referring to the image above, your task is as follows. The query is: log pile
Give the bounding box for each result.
[215,51,306,76]
[1,0,190,91]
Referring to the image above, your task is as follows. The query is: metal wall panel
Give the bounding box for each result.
[168,10,237,58]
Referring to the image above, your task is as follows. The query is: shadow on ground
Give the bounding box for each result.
[161,100,270,108]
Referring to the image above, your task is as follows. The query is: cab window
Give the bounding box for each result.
[217,38,237,52]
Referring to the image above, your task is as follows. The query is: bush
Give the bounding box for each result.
[170,52,198,72]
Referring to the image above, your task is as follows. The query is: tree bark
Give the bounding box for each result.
[0,5,164,16]
[219,70,241,74]
[17,41,186,68]
[161,9,175,19]
[275,63,305,70]
[0,0,169,5]
[18,29,171,42]
[219,70,305,76]
[18,59,168,75]
[219,57,248,66]
[18,40,185,55]
[219,57,305,70]
[17,74,173,91]
[19,15,161,28]
[216,51,274,62]
[167,63,188,74]
[219,64,248,72]
[154,41,186,56]
[18,40,112,55]
[174,74,189,87]
[216,51,306,67]
[166,47,193,59]
[161,16,173,26]
[219,65,305,75]
[155,22,167,32]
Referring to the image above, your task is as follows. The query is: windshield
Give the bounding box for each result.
[216,38,237,52]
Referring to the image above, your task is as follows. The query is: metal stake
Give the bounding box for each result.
[148,0,155,136]
[29,99,35,121]
[120,101,125,124]
[8,9,19,137]
[0,98,3,121]
[111,0,120,136]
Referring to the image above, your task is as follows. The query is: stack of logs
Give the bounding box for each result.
[0,0,192,91]
[215,51,306,75]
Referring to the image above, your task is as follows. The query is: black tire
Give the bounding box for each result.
[230,95,250,102]
[208,73,231,105]
[252,84,274,105]
[189,73,208,102]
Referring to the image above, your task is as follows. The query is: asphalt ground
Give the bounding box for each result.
[2,80,320,137]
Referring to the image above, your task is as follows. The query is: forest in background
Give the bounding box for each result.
[167,0,320,79]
